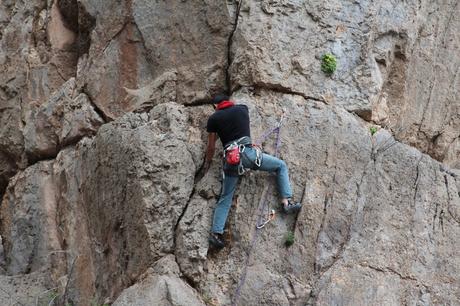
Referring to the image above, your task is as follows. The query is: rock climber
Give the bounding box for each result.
[202,94,302,249]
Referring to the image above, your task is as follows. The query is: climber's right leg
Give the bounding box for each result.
[257,153,302,213]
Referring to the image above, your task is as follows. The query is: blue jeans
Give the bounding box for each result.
[211,147,292,234]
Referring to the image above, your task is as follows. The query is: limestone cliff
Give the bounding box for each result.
[0,1,459,305]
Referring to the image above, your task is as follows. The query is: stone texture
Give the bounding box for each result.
[23,77,104,161]
[176,90,460,306]
[113,255,206,306]
[0,1,459,306]
[0,272,50,306]
[52,147,97,305]
[77,103,200,302]
[77,0,233,119]
[378,0,460,168]
[0,102,208,304]
[0,0,80,195]
[131,0,232,104]
[230,0,459,167]
[230,0,424,113]
[0,160,65,278]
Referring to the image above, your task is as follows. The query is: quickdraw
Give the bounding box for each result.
[256,209,275,229]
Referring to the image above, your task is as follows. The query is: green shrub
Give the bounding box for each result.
[321,53,337,75]
[370,126,378,136]
[284,231,295,247]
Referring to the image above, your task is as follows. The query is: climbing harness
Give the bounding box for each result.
[231,113,285,306]
[223,136,253,176]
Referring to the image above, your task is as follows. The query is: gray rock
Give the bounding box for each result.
[230,0,459,168]
[113,255,206,306]
[23,78,104,160]
[175,90,460,306]
[0,102,206,303]
[378,0,460,168]
[0,1,459,306]
[68,103,201,302]
[76,17,155,119]
[0,160,65,278]
[132,0,232,104]
[0,272,50,306]
[0,0,79,195]
[77,0,232,119]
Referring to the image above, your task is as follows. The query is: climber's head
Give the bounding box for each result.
[211,94,232,110]
[212,94,230,105]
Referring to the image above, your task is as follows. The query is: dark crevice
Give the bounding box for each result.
[81,85,111,122]
[57,0,95,56]
[362,263,427,286]
[180,266,199,290]
[185,98,217,107]
[251,82,327,103]
[412,156,423,207]
[313,193,330,274]
[417,75,436,136]
[225,0,243,94]
[173,189,196,242]
[173,187,198,289]
[444,174,460,225]
[353,160,372,228]
[433,202,439,232]
[305,287,317,306]
[291,182,309,232]
[101,21,131,54]
[26,135,92,166]
[444,174,451,203]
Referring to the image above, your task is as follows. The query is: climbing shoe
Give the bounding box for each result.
[209,233,225,249]
[283,199,302,214]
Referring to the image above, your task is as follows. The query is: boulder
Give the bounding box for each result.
[113,255,206,306]
[23,78,104,161]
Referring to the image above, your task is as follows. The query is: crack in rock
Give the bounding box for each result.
[226,0,243,93]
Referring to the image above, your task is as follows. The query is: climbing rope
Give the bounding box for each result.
[231,114,284,306]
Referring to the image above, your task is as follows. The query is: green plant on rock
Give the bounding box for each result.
[284,231,295,247]
[370,126,378,136]
[321,53,337,75]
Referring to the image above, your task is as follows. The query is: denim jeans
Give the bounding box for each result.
[211,147,292,234]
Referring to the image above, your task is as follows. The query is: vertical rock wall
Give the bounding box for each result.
[0,0,459,305]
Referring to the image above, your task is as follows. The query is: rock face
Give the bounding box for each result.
[1,102,208,304]
[0,1,459,306]
[0,0,94,195]
[113,255,206,306]
[23,78,103,161]
[177,91,460,305]
[382,0,460,169]
[77,0,233,118]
